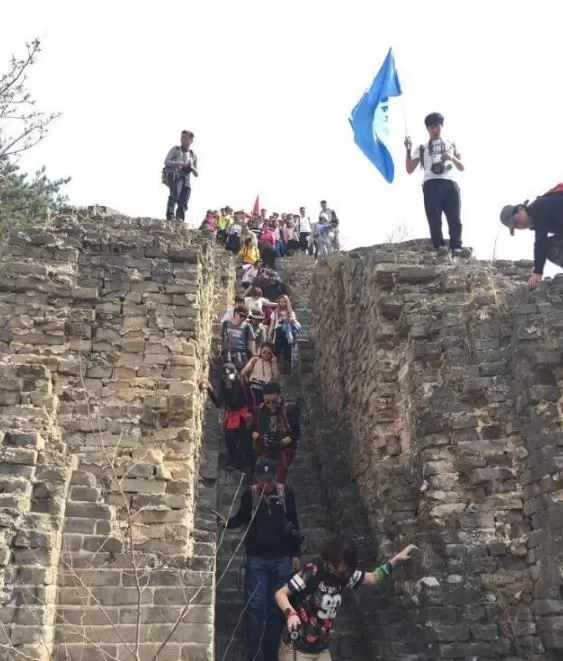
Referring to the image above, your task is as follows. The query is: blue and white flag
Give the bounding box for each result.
[349,48,402,183]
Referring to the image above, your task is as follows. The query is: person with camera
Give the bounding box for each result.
[163,130,198,221]
[404,112,470,258]
[252,381,301,484]
[275,536,418,660]
[216,458,302,661]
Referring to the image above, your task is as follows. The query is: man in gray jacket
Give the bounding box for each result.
[164,130,198,221]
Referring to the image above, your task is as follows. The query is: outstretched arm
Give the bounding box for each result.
[363,544,418,585]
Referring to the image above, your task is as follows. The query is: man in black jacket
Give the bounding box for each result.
[500,184,563,290]
[217,458,301,661]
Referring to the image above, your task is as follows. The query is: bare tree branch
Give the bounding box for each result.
[0,38,60,159]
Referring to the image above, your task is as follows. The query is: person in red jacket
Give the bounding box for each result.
[500,184,563,290]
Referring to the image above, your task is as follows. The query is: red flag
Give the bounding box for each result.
[251,196,260,215]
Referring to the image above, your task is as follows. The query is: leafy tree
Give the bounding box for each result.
[0,155,70,241]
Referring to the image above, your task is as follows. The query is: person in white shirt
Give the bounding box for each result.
[243,286,278,316]
[404,112,470,258]
[298,207,312,254]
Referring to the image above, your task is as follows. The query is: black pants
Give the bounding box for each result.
[274,329,292,372]
[299,232,310,252]
[225,426,255,470]
[166,178,191,220]
[422,179,462,250]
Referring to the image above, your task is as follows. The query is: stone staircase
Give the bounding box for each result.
[214,253,369,661]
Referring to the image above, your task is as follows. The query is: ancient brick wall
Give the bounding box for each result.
[0,209,233,660]
[309,242,563,661]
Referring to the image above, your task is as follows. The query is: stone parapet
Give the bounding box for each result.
[0,209,234,660]
[310,242,563,660]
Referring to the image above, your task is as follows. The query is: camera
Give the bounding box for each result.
[430,155,445,175]
[262,433,280,449]
[283,521,305,543]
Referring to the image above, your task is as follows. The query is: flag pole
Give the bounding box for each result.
[401,96,409,136]
[394,46,408,137]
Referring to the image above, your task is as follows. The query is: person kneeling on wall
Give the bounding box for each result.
[500,183,563,291]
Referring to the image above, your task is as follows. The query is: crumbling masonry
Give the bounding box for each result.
[1,215,563,661]
[0,209,233,661]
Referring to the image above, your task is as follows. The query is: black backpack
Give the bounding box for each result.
[161,147,194,185]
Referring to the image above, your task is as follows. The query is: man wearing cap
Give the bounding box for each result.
[500,184,563,290]
[216,458,301,661]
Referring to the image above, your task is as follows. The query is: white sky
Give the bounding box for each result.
[2,0,562,273]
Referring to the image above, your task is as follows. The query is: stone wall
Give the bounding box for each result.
[310,241,563,661]
[0,209,233,660]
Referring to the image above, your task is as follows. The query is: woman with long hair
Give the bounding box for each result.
[240,341,280,408]
[268,295,300,374]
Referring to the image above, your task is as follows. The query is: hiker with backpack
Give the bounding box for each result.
[252,382,301,484]
[405,113,471,258]
[500,184,563,290]
[203,363,255,472]
[216,458,302,661]
[221,306,256,371]
[163,130,198,221]
[276,536,418,661]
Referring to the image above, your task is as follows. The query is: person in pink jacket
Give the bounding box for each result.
[260,224,276,248]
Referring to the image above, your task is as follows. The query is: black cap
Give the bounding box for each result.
[255,458,277,479]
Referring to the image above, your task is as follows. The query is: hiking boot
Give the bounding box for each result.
[436,246,449,257]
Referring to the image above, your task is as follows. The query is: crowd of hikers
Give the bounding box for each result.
[164,122,563,293]
[160,116,563,659]
[200,241,417,661]
[199,203,341,263]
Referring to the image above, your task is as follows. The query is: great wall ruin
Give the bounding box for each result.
[1,209,563,661]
